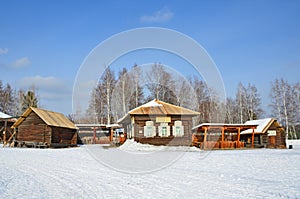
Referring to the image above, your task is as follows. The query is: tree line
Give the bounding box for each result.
[0,80,39,116]
[83,64,300,139]
[1,64,299,139]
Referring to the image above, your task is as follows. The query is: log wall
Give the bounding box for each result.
[51,127,77,146]
[133,115,193,146]
[16,112,51,144]
[16,112,77,147]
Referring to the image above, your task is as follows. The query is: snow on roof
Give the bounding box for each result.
[241,118,274,134]
[127,99,163,114]
[128,99,200,115]
[141,99,163,107]
[0,111,12,119]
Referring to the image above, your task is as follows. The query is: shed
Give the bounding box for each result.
[241,118,286,148]
[76,123,124,145]
[118,99,200,146]
[0,111,17,144]
[12,107,78,148]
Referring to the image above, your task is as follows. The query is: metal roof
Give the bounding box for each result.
[128,99,200,116]
[12,107,77,130]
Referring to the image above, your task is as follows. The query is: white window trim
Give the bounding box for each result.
[144,121,156,138]
[158,123,170,137]
[173,121,184,137]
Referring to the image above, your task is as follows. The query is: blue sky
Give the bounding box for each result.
[1,0,300,116]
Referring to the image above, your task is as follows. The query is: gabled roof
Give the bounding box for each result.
[12,107,77,130]
[241,118,277,134]
[128,99,200,116]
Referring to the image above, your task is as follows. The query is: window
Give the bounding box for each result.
[175,126,181,135]
[159,123,170,137]
[162,127,167,136]
[173,121,184,137]
[146,126,153,137]
[144,121,155,137]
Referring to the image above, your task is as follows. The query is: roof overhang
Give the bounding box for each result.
[193,123,258,132]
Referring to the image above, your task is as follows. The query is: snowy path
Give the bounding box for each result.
[0,146,299,198]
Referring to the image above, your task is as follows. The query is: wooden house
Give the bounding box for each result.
[0,111,17,144]
[241,118,286,148]
[192,123,258,149]
[12,107,78,148]
[118,99,200,146]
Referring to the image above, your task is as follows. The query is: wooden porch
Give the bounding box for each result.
[192,123,258,149]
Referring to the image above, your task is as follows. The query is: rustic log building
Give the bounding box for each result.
[12,107,78,148]
[192,118,286,149]
[118,99,200,146]
[241,118,286,148]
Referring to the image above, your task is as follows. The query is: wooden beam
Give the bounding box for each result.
[93,127,96,144]
[203,127,207,150]
[110,128,113,142]
[3,120,7,145]
[221,127,224,149]
[3,129,16,147]
[252,127,255,148]
[237,127,241,148]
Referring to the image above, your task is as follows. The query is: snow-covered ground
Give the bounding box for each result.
[286,139,300,149]
[0,142,300,199]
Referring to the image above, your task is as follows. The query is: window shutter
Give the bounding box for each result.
[152,126,156,137]
[167,126,170,136]
[158,126,162,137]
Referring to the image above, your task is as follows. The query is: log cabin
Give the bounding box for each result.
[118,99,200,146]
[12,107,78,148]
[241,118,286,148]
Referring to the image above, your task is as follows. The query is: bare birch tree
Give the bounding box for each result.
[270,78,295,138]
[129,64,144,110]
[97,67,116,124]
[145,63,177,104]
[0,83,17,115]
[235,82,262,123]
[236,82,246,123]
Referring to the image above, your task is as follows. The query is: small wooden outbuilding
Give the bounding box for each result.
[76,123,125,145]
[118,99,200,146]
[241,118,286,148]
[0,111,17,145]
[12,107,78,148]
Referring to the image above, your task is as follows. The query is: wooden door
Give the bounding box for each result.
[269,136,276,146]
